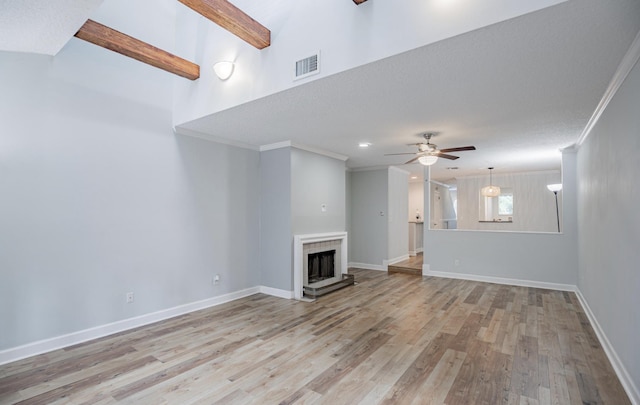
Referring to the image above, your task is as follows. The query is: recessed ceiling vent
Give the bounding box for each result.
[294,51,320,81]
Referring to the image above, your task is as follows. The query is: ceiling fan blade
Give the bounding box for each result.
[404,156,420,164]
[384,152,418,156]
[438,146,476,153]
[437,153,460,160]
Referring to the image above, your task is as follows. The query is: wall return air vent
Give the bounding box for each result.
[294,51,320,81]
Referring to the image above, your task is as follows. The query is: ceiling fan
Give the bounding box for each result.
[385,133,476,165]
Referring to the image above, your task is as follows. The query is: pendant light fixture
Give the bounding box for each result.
[481,167,501,197]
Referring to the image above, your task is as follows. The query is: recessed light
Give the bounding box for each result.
[410,176,418,179]
[358,142,371,148]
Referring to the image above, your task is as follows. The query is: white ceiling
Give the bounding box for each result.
[1,0,639,183]
[0,0,103,55]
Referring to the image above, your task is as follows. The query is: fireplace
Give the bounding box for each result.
[293,232,351,300]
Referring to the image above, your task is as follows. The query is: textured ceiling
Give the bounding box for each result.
[179,0,640,181]
[0,0,104,55]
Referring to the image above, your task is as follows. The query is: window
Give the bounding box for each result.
[498,192,513,216]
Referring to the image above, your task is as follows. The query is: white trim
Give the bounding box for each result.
[348,262,385,271]
[259,286,294,299]
[259,140,349,162]
[293,232,348,300]
[575,289,640,405]
[259,141,291,152]
[349,165,392,172]
[576,29,640,147]
[383,254,410,270]
[422,269,575,292]
[0,287,260,366]
[173,127,260,151]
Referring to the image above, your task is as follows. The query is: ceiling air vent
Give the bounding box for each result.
[294,51,320,81]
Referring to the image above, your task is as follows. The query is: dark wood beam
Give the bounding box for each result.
[74,19,200,80]
[178,0,270,49]
[353,0,368,4]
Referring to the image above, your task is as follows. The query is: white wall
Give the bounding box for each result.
[423,153,578,287]
[0,38,261,350]
[408,181,424,222]
[577,56,640,400]
[456,170,562,232]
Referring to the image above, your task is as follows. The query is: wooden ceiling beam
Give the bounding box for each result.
[74,19,200,80]
[178,0,270,49]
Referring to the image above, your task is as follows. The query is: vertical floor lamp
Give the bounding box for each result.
[547,184,562,232]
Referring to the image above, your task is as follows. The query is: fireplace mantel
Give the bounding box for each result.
[293,232,348,300]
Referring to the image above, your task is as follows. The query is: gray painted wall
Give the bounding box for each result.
[387,168,409,261]
[577,59,640,391]
[424,152,578,285]
[349,169,389,267]
[291,148,346,235]
[346,171,353,260]
[259,147,346,291]
[259,148,292,290]
[0,47,261,350]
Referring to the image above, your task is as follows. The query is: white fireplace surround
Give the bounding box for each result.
[293,232,348,300]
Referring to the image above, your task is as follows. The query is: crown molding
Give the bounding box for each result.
[260,141,349,162]
[576,30,640,147]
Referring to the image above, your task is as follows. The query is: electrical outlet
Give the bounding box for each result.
[213,274,220,285]
[126,292,134,303]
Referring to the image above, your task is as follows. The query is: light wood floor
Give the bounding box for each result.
[388,253,423,276]
[0,269,630,404]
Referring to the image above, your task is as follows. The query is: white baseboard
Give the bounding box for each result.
[408,250,416,257]
[575,289,640,405]
[422,269,575,292]
[383,254,410,270]
[416,248,423,253]
[259,286,294,299]
[0,287,262,366]
[348,262,385,271]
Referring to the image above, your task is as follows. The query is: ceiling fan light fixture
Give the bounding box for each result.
[418,155,438,166]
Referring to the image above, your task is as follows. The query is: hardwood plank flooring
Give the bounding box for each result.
[388,253,423,276]
[0,269,630,404]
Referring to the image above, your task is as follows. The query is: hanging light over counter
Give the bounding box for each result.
[481,167,501,197]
